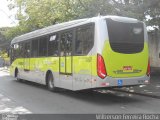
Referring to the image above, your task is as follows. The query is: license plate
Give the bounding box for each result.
[123,66,133,72]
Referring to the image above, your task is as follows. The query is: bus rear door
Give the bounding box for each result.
[59,30,73,90]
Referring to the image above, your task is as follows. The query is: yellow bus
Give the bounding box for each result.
[10,16,150,91]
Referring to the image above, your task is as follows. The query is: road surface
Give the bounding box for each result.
[0,69,160,114]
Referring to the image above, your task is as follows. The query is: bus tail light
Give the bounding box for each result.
[97,54,107,79]
[147,59,150,76]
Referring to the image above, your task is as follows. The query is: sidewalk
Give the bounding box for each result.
[0,66,160,99]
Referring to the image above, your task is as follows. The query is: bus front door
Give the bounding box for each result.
[59,31,73,90]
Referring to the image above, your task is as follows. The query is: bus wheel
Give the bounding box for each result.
[15,69,22,82]
[47,73,58,92]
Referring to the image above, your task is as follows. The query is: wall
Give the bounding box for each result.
[148,30,160,68]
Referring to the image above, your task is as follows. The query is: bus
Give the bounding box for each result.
[10,16,150,92]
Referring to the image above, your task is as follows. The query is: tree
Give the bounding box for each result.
[5,0,114,39]
[111,0,144,20]
[5,0,160,41]
[0,27,10,50]
[143,0,160,29]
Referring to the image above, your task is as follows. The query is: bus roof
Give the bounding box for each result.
[11,16,139,44]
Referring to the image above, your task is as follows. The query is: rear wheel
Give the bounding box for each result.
[47,73,58,92]
[15,69,22,82]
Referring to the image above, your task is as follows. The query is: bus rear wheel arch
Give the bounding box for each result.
[46,71,58,92]
[15,68,18,78]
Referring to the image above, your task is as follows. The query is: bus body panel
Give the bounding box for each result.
[102,41,148,78]
[72,56,92,90]
[10,57,60,85]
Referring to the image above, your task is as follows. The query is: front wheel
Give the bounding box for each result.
[47,73,58,92]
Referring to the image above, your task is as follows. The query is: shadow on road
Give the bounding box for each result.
[9,79,144,106]
[59,90,142,105]
[151,67,160,76]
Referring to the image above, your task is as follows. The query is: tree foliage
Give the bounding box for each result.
[143,0,160,29]
[3,0,160,41]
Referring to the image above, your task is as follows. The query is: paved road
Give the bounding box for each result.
[0,70,160,114]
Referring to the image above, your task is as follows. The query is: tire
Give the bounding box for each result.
[15,69,22,82]
[47,73,58,92]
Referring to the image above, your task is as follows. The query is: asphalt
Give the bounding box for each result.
[0,66,160,98]
[0,67,160,114]
[0,68,31,114]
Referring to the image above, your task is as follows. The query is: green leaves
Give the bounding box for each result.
[4,0,160,41]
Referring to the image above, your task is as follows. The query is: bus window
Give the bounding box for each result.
[106,18,144,54]
[48,34,59,56]
[75,24,94,55]
[24,42,31,58]
[60,31,73,56]
[31,39,38,57]
[39,36,47,57]
[60,33,66,56]
[19,43,24,58]
[13,43,20,58]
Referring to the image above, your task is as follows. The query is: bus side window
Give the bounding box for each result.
[75,24,94,55]
[48,34,59,57]
[31,39,39,57]
[13,43,20,59]
[19,43,24,58]
[66,31,73,56]
[24,42,31,58]
[60,34,66,56]
[60,31,73,56]
[39,36,47,57]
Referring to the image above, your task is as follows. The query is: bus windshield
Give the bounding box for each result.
[106,18,144,54]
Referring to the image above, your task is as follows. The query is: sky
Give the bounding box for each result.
[0,0,17,27]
